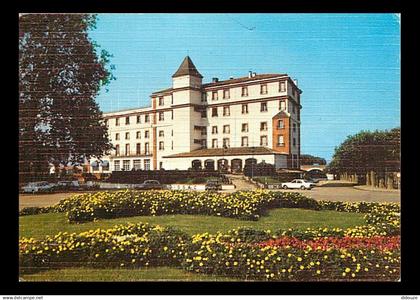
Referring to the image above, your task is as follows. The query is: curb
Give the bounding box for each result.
[353,185,400,193]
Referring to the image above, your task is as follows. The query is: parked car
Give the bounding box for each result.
[205,180,222,191]
[135,180,164,190]
[21,181,56,193]
[281,179,315,190]
[56,180,81,191]
[305,177,322,184]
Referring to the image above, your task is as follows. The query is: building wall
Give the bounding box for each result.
[102,68,301,171]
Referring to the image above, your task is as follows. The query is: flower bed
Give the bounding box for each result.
[182,230,400,281]
[20,190,399,228]
[19,223,191,274]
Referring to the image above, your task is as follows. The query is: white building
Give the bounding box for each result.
[90,56,302,173]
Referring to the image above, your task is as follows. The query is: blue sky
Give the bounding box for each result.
[89,13,400,162]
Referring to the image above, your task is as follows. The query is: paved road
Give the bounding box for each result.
[272,186,400,203]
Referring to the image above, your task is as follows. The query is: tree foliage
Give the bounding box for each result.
[19,14,115,179]
[300,154,327,165]
[326,128,400,174]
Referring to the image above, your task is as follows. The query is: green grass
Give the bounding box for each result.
[19,208,366,239]
[21,266,239,282]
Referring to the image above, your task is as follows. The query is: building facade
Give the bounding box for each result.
[90,56,302,173]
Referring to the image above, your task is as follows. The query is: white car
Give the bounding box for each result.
[282,179,315,190]
[21,181,56,193]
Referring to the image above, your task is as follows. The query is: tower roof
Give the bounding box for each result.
[172,56,203,78]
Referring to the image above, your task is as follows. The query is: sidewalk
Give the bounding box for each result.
[353,185,400,193]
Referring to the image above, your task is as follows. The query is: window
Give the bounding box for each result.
[261,102,268,112]
[171,110,174,120]
[212,107,218,117]
[159,112,164,121]
[278,135,284,146]
[223,89,230,99]
[278,120,285,129]
[201,110,207,118]
[115,118,120,126]
[260,84,267,95]
[293,123,296,132]
[145,114,150,122]
[242,86,248,97]
[223,106,230,116]
[145,143,150,155]
[125,144,130,156]
[115,133,120,141]
[212,91,218,100]
[242,104,248,114]
[136,143,141,155]
[293,138,296,146]
[123,160,130,171]
[171,141,174,150]
[144,159,151,170]
[279,81,286,92]
[114,160,120,171]
[293,154,298,169]
[241,123,248,132]
[241,136,248,146]
[260,122,268,131]
[137,115,141,124]
[223,125,230,134]
[145,130,149,138]
[102,161,109,171]
[201,92,207,102]
[279,101,286,111]
[260,135,268,146]
[223,138,230,148]
[292,104,296,114]
[201,128,207,136]
[159,130,164,137]
[92,161,99,172]
[159,97,164,106]
[212,139,218,148]
[133,160,141,170]
[212,126,218,134]
[159,162,163,170]
[125,132,130,140]
[115,144,120,156]
[125,117,130,125]
[136,131,141,139]
[159,141,164,150]
[171,130,173,136]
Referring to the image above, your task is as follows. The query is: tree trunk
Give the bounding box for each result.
[366,171,371,186]
[387,174,394,190]
[379,178,385,189]
[370,171,376,187]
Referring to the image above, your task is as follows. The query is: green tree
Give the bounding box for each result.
[300,154,327,165]
[19,14,115,181]
[326,128,400,175]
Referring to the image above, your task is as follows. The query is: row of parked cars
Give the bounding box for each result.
[21,181,98,193]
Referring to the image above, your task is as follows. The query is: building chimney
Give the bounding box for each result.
[229,76,234,80]
[212,77,219,83]
[252,72,256,77]
[248,71,252,78]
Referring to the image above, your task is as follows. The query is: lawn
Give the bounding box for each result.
[21,267,239,282]
[19,208,366,239]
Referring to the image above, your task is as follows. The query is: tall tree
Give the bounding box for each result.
[326,128,400,175]
[19,14,114,180]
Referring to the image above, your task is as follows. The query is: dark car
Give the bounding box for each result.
[135,180,164,190]
[205,180,222,191]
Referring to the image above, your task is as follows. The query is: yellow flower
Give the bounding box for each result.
[345,268,351,273]
[316,270,321,275]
